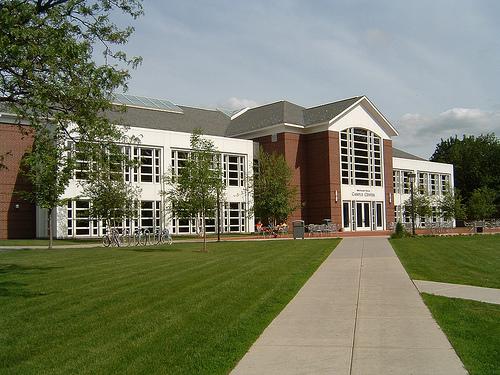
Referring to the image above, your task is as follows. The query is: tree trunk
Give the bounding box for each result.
[202,206,207,252]
[48,207,53,249]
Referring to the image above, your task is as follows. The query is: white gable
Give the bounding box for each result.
[328,99,398,140]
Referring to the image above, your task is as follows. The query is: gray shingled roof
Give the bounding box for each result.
[392,148,427,161]
[303,96,363,126]
[105,95,391,140]
[225,101,305,136]
[105,105,230,137]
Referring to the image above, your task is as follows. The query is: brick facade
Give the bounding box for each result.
[255,130,344,225]
[254,130,397,229]
[0,123,36,239]
[383,139,395,225]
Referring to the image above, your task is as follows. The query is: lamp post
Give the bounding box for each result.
[408,172,416,235]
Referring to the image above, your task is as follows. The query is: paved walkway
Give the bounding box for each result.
[415,280,500,305]
[231,237,468,375]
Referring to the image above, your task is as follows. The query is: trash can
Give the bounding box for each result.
[293,220,305,239]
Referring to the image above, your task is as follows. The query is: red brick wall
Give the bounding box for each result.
[304,131,333,224]
[255,130,342,226]
[328,131,342,226]
[254,133,306,224]
[0,123,36,239]
[383,139,395,225]
[247,130,396,231]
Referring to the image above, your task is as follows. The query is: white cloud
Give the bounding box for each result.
[393,108,500,159]
[217,98,259,110]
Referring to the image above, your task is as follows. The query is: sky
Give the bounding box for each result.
[110,0,500,159]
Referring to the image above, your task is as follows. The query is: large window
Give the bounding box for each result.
[393,170,411,194]
[223,155,245,187]
[172,150,245,187]
[341,128,382,186]
[418,172,451,196]
[134,147,161,183]
[225,202,246,233]
[171,150,189,176]
[67,200,99,236]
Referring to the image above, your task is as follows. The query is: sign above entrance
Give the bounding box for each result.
[352,189,376,198]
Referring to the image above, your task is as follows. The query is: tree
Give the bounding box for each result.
[0,150,11,171]
[403,189,433,223]
[430,134,500,208]
[83,177,140,229]
[437,187,466,221]
[162,129,225,252]
[252,148,300,225]
[1,0,143,246]
[17,129,73,248]
[81,142,141,230]
[467,187,497,220]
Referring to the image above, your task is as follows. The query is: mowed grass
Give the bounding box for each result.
[390,235,500,375]
[0,239,339,374]
[389,234,500,288]
[421,294,500,375]
[0,238,102,246]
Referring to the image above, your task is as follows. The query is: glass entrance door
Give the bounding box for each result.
[356,202,371,231]
[343,200,385,231]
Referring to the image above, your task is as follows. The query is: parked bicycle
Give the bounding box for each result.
[119,228,132,247]
[133,227,150,246]
[150,228,172,245]
[159,228,173,245]
[102,227,120,247]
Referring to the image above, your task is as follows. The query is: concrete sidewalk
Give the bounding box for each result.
[415,280,500,305]
[231,237,467,374]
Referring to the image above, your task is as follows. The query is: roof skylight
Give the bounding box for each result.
[112,93,183,113]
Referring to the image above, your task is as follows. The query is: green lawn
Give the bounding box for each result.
[390,235,500,375]
[0,238,339,374]
[0,234,256,247]
[421,294,500,375]
[0,238,102,246]
[389,234,500,288]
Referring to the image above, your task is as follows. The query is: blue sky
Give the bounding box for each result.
[112,0,500,159]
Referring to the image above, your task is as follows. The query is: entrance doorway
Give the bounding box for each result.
[342,201,384,231]
[356,202,371,231]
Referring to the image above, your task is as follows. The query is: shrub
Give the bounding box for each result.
[390,221,413,238]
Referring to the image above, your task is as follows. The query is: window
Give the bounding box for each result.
[341,128,382,186]
[138,200,163,230]
[376,203,383,227]
[393,170,412,194]
[124,146,131,182]
[402,171,410,194]
[134,147,161,183]
[71,142,90,180]
[224,202,246,233]
[223,155,245,187]
[430,174,437,195]
[343,202,350,228]
[418,172,427,192]
[67,200,98,236]
[171,150,189,176]
[441,174,450,194]
[140,201,154,228]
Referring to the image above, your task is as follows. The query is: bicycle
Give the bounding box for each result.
[102,228,120,247]
[119,228,132,247]
[159,228,172,245]
[133,227,150,246]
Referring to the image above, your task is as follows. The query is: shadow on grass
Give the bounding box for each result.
[0,281,49,298]
[0,263,62,274]
[130,246,182,253]
[0,263,61,298]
